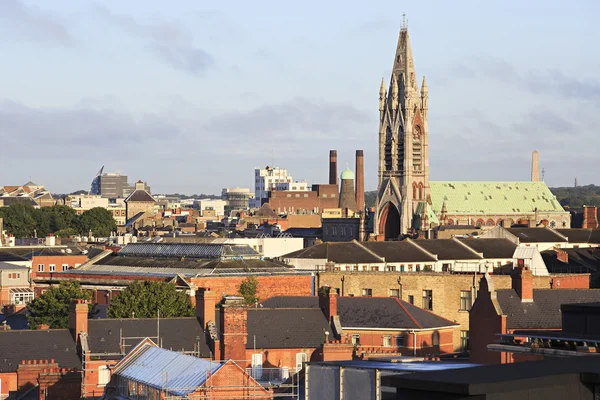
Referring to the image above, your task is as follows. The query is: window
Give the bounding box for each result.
[389,289,400,297]
[460,330,469,351]
[386,265,396,272]
[422,290,433,310]
[351,334,361,346]
[98,366,110,386]
[49,264,56,272]
[37,264,44,272]
[395,335,405,348]
[432,331,440,346]
[362,288,372,297]
[383,335,392,347]
[251,353,263,377]
[408,295,414,305]
[296,352,307,371]
[62,264,69,271]
[415,265,421,272]
[460,290,472,311]
[11,291,34,305]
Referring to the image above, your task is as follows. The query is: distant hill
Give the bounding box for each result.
[364,185,600,212]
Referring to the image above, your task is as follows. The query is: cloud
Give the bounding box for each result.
[94,6,214,76]
[203,98,372,154]
[0,0,73,45]
[445,57,600,100]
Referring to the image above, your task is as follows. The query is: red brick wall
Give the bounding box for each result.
[469,279,507,364]
[550,274,590,289]
[196,361,272,399]
[32,255,88,278]
[346,329,454,356]
[0,372,17,399]
[221,304,248,362]
[82,359,117,398]
[190,275,313,300]
[243,348,318,370]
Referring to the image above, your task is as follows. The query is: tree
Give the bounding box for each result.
[78,207,116,237]
[0,203,38,237]
[107,281,194,318]
[239,276,259,305]
[27,281,95,329]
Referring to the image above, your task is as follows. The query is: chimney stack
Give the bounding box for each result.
[318,286,338,321]
[355,150,365,212]
[329,150,338,186]
[196,288,217,329]
[68,299,89,342]
[531,150,540,182]
[219,296,247,361]
[511,266,533,302]
[582,205,599,229]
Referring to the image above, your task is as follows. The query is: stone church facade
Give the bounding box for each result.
[374,24,570,240]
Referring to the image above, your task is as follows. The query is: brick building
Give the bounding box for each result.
[469,267,600,364]
[267,184,339,215]
[0,263,32,309]
[124,181,156,221]
[317,271,590,352]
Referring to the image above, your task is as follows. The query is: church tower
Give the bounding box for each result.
[374,19,430,239]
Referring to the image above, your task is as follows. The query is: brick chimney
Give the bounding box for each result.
[329,150,338,186]
[68,299,89,342]
[318,286,338,321]
[557,249,569,264]
[196,288,217,329]
[511,266,534,302]
[582,206,599,229]
[355,150,365,212]
[219,296,247,361]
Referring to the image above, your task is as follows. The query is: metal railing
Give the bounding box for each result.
[245,367,297,386]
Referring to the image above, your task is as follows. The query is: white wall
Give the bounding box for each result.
[226,237,304,258]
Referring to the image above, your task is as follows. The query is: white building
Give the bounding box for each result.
[195,199,227,217]
[252,166,309,207]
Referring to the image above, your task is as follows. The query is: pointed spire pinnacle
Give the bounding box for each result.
[379,78,387,112]
[421,76,428,94]
[380,77,386,95]
[441,200,447,214]
[391,74,399,110]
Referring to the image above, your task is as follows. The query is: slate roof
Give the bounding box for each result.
[540,247,600,274]
[458,238,518,259]
[554,229,594,243]
[361,241,436,263]
[282,241,383,264]
[87,318,210,358]
[254,203,278,218]
[118,242,259,259]
[258,296,458,330]
[414,239,481,260]
[0,247,87,258]
[124,189,155,203]
[247,309,330,349]
[505,228,567,243]
[0,329,81,372]
[496,289,600,329]
[0,252,30,262]
[337,297,458,329]
[429,181,565,215]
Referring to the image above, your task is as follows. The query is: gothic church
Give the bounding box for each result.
[374,23,570,240]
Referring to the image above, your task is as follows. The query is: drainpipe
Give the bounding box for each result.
[412,330,417,357]
[311,273,315,296]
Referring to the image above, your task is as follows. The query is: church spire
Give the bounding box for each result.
[379,78,386,113]
[421,76,428,95]
[392,21,419,96]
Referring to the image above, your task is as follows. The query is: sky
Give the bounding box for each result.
[1,0,599,194]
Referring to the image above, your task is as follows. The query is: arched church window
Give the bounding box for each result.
[412,126,422,172]
[412,182,417,200]
[418,183,423,200]
[486,219,494,227]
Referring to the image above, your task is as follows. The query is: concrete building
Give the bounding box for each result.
[373,25,570,240]
[222,187,254,214]
[195,198,227,217]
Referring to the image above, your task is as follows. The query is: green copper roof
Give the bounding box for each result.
[341,168,354,180]
[415,201,440,227]
[429,181,565,215]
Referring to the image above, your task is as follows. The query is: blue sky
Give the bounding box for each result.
[1,0,599,194]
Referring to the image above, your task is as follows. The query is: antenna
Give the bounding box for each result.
[541,168,545,181]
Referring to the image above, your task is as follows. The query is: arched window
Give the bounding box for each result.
[412,182,417,200]
[412,126,422,172]
[476,219,484,228]
[418,183,423,200]
[447,219,454,225]
[432,331,440,346]
[486,219,495,227]
[496,219,504,227]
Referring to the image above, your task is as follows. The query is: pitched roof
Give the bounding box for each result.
[337,297,457,330]
[540,247,600,274]
[506,227,567,243]
[87,318,210,358]
[125,189,155,203]
[458,238,518,259]
[254,203,278,218]
[258,296,458,330]
[282,241,383,264]
[554,229,593,243]
[0,330,81,373]
[0,252,30,262]
[361,241,437,263]
[118,242,259,259]
[429,181,565,215]
[247,308,330,349]
[496,289,600,329]
[413,239,481,260]
[114,344,222,396]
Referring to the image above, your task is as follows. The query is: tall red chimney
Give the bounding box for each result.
[582,206,598,229]
[329,150,338,186]
[355,150,364,212]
